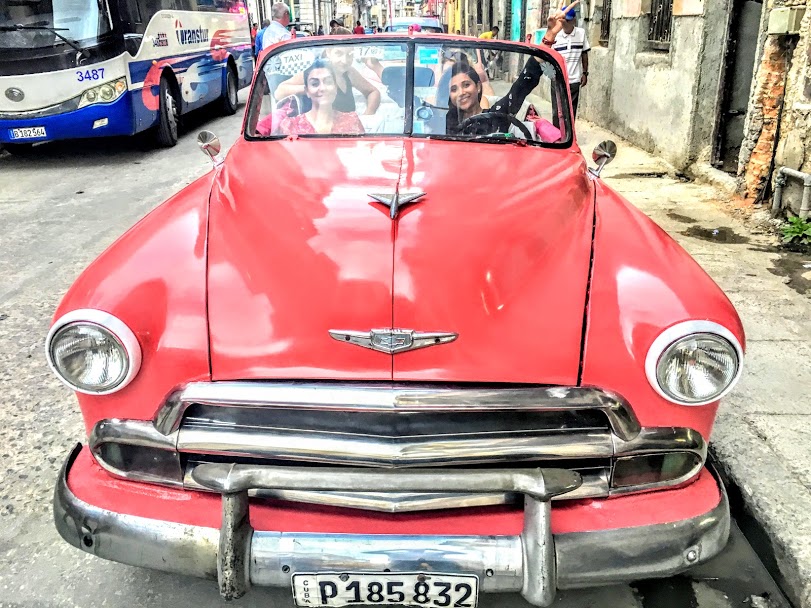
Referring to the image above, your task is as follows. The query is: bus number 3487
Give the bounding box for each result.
[77,68,105,82]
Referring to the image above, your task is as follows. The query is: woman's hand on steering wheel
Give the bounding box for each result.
[458,112,534,141]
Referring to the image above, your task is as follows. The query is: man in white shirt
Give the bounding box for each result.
[262,2,292,49]
[552,8,589,118]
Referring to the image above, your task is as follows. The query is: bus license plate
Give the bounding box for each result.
[10,127,46,139]
[291,572,479,607]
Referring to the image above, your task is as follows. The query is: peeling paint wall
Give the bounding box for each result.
[577,0,728,170]
[742,0,811,214]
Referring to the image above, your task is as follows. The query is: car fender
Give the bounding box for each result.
[581,181,745,437]
[51,172,215,435]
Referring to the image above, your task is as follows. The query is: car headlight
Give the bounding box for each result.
[46,309,141,395]
[645,321,743,406]
[78,78,127,108]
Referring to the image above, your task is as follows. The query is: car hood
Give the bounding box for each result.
[207,138,594,384]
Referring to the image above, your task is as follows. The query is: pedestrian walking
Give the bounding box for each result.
[262,3,292,49]
[551,6,589,118]
[353,20,365,34]
[317,24,324,35]
[254,19,270,58]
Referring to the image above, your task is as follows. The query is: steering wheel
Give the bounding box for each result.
[457,112,534,141]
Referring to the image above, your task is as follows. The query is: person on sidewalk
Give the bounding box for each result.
[479,25,499,39]
[551,6,589,118]
[353,21,365,35]
[262,3,292,49]
[254,19,271,58]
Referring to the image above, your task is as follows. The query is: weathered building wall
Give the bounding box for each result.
[742,0,811,214]
[578,0,729,170]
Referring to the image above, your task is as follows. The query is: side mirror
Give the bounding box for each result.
[197,130,222,165]
[589,140,617,178]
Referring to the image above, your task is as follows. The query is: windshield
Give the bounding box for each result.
[247,38,572,146]
[0,0,111,50]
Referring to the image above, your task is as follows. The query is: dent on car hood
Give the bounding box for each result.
[207,138,594,383]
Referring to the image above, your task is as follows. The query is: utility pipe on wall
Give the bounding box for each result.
[771,166,811,219]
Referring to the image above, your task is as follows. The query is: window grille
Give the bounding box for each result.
[599,0,611,44]
[648,0,673,49]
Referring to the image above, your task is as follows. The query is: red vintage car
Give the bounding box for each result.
[49,34,745,607]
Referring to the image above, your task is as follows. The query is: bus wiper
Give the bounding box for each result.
[0,23,88,57]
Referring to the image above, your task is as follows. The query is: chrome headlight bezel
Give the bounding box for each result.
[46,309,142,395]
[644,320,744,406]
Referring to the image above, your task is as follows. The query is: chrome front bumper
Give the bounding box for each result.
[54,444,730,606]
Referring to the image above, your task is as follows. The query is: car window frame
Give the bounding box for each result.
[244,35,573,149]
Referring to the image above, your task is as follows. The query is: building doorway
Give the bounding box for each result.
[714,0,763,173]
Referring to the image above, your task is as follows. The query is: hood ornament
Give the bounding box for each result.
[329,328,457,354]
[369,190,426,219]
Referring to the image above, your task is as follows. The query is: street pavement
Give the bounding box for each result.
[0,99,798,607]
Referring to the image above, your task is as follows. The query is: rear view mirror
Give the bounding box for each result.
[589,140,617,177]
[197,130,222,166]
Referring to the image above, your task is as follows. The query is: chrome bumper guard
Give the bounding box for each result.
[55,444,730,606]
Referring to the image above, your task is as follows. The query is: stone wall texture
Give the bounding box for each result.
[741,36,791,198]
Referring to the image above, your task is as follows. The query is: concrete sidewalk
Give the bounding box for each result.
[577,121,811,608]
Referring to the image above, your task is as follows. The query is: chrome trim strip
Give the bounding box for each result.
[153,382,641,440]
[189,462,583,502]
[644,321,745,406]
[54,445,730,606]
[176,426,615,467]
[46,308,142,395]
[182,465,611,509]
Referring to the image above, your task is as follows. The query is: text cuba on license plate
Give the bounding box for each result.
[10,127,46,139]
[291,572,479,607]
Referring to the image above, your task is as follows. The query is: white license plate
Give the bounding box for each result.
[292,572,479,607]
[10,126,46,139]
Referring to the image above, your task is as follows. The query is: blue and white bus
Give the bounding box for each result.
[0,0,254,152]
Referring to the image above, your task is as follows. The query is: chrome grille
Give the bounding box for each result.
[89,382,707,511]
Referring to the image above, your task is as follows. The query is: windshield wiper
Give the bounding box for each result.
[0,22,87,57]
[424,133,528,146]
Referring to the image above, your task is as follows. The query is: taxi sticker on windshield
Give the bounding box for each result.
[418,47,439,65]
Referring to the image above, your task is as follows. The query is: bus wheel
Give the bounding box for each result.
[221,66,238,116]
[156,75,179,147]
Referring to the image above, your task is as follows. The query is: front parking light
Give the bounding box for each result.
[46,309,141,395]
[645,321,743,406]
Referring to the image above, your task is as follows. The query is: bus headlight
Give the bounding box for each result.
[46,309,141,395]
[645,321,743,406]
[79,78,128,108]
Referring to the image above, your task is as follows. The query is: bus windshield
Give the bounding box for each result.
[0,0,112,50]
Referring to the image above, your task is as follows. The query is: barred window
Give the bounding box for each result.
[648,0,673,50]
[599,0,611,44]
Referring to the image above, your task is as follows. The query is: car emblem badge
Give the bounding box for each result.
[329,328,458,354]
[369,190,426,219]
[5,87,24,102]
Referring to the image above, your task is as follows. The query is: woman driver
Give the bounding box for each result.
[274,47,381,115]
[274,59,364,135]
[445,60,544,135]
[445,1,579,136]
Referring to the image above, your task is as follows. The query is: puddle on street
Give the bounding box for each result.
[667,211,698,224]
[682,226,750,244]
[769,254,811,295]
